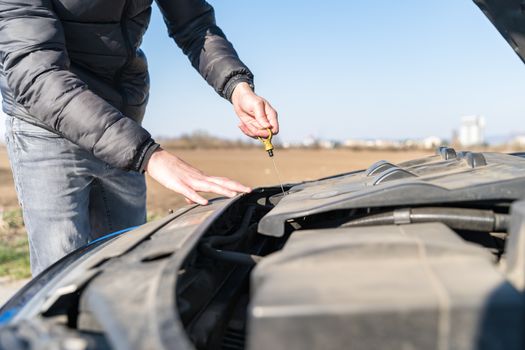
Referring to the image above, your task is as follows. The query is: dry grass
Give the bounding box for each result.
[0,208,30,279]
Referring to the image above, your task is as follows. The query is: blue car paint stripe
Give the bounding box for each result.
[0,308,19,326]
[89,226,139,245]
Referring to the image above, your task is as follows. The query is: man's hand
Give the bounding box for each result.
[146,148,251,205]
[231,82,279,138]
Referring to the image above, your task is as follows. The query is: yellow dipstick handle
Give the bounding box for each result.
[258,128,274,157]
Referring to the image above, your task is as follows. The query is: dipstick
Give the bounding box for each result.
[258,129,286,196]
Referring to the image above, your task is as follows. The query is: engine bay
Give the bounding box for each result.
[177,186,522,350]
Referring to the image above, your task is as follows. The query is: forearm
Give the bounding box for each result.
[156,0,254,100]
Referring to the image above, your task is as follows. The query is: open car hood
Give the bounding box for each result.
[474,0,525,64]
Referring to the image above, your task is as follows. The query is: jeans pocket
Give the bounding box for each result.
[11,118,62,139]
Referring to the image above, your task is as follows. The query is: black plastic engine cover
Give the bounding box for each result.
[247,223,524,350]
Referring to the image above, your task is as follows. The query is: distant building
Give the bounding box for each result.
[459,115,485,147]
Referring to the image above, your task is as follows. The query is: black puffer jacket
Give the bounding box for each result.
[0,0,253,171]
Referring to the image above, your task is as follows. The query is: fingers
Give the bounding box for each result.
[180,172,252,204]
[176,183,209,206]
[264,101,279,134]
[208,176,251,193]
[189,175,251,198]
[191,178,237,198]
[238,115,268,138]
[238,116,261,137]
[253,100,272,130]
[238,123,253,138]
[177,176,249,206]
[235,98,279,138]
[147,150,250,207]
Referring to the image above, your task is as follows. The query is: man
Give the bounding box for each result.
[0,0,279,275]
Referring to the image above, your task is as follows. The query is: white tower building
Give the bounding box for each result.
[459,115,485,147]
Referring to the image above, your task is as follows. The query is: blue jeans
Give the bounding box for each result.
[4,116,147,275]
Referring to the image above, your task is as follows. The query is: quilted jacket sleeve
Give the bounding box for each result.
[155,0,254,101]
[0,0,155,171]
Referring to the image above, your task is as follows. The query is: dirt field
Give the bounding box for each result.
[1,146,431,214]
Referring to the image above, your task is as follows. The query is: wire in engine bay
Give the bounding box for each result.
[199,205,263,265]
[340,207,509,232]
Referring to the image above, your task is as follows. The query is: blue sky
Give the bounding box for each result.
[0,0,523,144]
[140,0,525,142]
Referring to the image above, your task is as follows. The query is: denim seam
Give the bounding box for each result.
[7,118,42,267]
[68,138,90,248]
[97,180,113,233]
[8,120,24,208]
